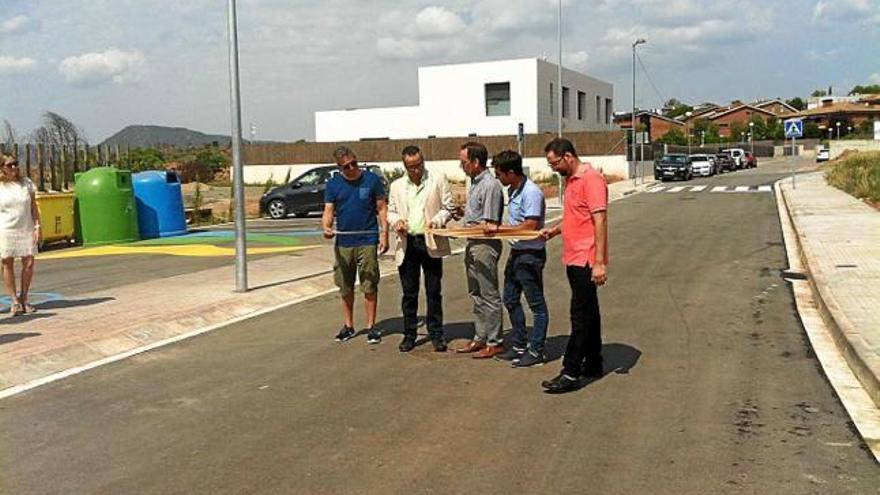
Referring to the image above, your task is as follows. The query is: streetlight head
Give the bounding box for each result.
[836,122,841,127]
[633,38,647,46]
[749,121,754,127]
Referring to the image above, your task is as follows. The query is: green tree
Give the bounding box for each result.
[692,120,721,144]
[766,116,785,141]
[849,84,880,95]
[748,116,769,140]
[730,122,747,143]
[664,98,694,119]
[803,122,822,139]
[858,120,875,136]
[811,89,827,97]
[785,97,806,111]
[657,127,687,145]
[127,148,166,172]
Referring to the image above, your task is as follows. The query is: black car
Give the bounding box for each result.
[714,152,736,173]
[654,154,693,181]
[259,165,387,219]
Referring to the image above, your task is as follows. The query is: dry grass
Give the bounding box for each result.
[825,151,880,207]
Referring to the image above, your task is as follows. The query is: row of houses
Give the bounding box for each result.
[617,95,880,142]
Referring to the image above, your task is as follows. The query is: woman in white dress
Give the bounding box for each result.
[0,154,41,316]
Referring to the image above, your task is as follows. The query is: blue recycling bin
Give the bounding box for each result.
[132,170,187,239]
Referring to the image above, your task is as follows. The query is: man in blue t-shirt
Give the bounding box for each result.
[322,146,389,344]
[492,150,549,368]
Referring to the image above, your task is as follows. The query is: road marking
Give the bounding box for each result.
[667,186,686,193]
[758,185,772,193]
[38,244,318,260]
[689,185,707,192]
[735,186,751,192]
[711,186,729,192]
[646,186,666,193]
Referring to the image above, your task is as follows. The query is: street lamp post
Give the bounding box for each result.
[700,130,705,147]
[557,0,563,137]
[631,37,646,186]
[226,0,248,292]
[685,111,693,154]
[836,121,841,140]
[748,121,754,154]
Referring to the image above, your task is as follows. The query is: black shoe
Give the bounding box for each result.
[495,347,525,362]
[399,334,417,353]
[541,373,580,394]
[582,359,604,379]
[366,328,382,345]
[431,336,448,352]
[514,351,544,368]
[335,326,356,342]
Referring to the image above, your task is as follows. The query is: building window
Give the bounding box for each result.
[562,87,570,118]
[549,83,554,115]
[596,96,601,123]
[485,82,511,116]
[577,91,585,120]
[605,98,612,124]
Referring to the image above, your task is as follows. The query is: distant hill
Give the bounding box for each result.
[101,125,231,148]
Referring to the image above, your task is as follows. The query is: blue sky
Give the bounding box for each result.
[1,0,878,142]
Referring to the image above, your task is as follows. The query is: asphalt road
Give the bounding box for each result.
[2,158,878,494]
[33,216,326,296]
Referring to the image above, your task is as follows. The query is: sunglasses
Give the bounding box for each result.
[338,159,358,170]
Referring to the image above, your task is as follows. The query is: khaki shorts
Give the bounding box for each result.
[334,245,380,295]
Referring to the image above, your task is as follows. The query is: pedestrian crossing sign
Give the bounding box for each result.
[784,119,803,139]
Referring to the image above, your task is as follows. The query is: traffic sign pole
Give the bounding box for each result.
[791,135,796,189]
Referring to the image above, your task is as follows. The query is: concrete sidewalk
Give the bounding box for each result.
[779,172,880,408]
[0,177,655,397]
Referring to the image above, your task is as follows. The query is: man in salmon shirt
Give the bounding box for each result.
[539,137,608,394]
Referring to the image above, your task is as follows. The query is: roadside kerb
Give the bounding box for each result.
[776,173,880,409]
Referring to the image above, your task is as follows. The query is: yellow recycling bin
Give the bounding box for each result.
[35,192,76,247]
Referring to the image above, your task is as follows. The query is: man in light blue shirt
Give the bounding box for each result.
[492,150,549,368]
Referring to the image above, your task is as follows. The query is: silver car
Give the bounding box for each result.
[689,154,715,176]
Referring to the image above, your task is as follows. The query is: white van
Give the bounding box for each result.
[721,148,746,169]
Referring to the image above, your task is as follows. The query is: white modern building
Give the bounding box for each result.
[315,58,614,142]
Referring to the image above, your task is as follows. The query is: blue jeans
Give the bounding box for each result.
[502,249,548,354]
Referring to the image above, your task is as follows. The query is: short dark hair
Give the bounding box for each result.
[460,141,488,167]
[401,145,421,158]
[332,145,356,160]
[544,137,578,158]
[492,150,523,176]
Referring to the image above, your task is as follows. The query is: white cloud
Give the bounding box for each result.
[0,56,38,74]
[414,6,466,36]
[812,0,877,24]
[804,48,841,61]
[870,73,880,84]
[58,48,146,86]
[0,15,37,35]
[565,50,589,70]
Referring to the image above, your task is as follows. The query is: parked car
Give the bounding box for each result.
[654,154,693,181]
[743,151,758,169]
[715,152,736,173]
[816,147,830,162]
[260,164,388,219]
[721,148,746,169]
[689,154,715,176]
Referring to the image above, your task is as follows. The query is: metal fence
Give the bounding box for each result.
[0,142,135,192]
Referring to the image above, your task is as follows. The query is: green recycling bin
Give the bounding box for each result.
[74,167,140,246]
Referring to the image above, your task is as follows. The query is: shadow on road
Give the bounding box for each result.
[36,297,115,310]
[0,313,54,325]
[0,332,41,344]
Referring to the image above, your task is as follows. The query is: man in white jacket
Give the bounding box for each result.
[387,145,457,352]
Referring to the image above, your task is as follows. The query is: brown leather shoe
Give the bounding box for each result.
[455,341,485,353]
[472,344,504,359]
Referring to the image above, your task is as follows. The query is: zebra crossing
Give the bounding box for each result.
[646,184,773,194]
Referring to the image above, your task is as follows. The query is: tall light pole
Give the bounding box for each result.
[836,121,841,140]
[700,130,705,147]
[557,0,563,137]
[631,37,646,185]
[685,110,693,154]
[227,0,247,292]
[748,121,754,154]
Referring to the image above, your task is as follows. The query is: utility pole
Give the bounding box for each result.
[227,0,248,292]
[632,38,646,186]
[557,0,563,137]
